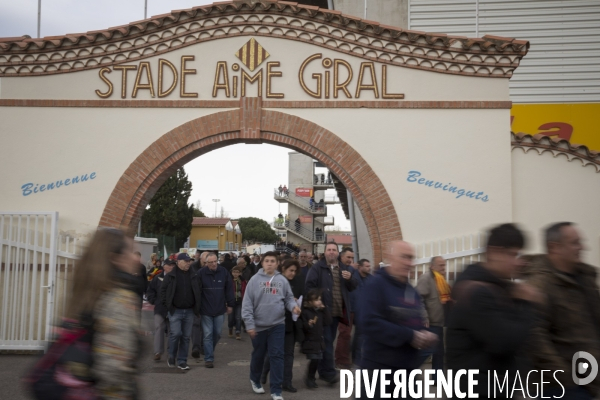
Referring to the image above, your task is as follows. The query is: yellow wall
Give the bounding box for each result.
[511,103,600,151]
[189,225,243,251]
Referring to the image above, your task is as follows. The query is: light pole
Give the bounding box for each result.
[212,199,220,218]
[37,0,41,38]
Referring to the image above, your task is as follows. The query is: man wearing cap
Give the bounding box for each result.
[147,259,176,361]
[161,253,203,370]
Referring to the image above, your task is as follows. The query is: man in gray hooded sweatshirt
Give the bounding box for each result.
[242,251,301,400]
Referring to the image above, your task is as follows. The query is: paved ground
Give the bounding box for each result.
[1,308,349,400]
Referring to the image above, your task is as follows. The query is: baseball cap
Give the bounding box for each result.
[164,259,176,266]
[177,253,191,261]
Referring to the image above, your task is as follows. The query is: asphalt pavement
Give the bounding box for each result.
[1,307,348,400]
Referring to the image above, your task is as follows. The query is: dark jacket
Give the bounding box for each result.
[221,259,235,273]
[305,259,357,324]
[147,271,169,318]
[446,263,534,398]
[300,306,332,355]
[198,266,235,316]
[525,256,600,394]
[190,260,202,275]
[160,267,203,316]
[358,268,424,370]
[285,275,305,340]
[241,265,254,283]
[349,269,371,315]
[130,263,147,307]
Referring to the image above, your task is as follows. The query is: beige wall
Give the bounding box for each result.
[0,107,227,237]
[0,36,513,244]
[275,107,513,244]
[0,37,508,102]
[512,149,600,266]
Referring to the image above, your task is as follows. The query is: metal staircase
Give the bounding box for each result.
[316,216,334,226]
[273,189,327,216]
[274,220,326,243]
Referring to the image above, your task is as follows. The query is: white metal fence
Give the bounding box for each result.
[0,212,81,351]
[410,233,485,286]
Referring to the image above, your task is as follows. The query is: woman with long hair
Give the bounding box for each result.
[66,228,142,399]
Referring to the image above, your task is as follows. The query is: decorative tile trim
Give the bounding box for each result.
[512,132,600,173]
[0,0,528,78]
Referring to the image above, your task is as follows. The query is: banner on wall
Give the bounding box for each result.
[511,103,600,152]
[295,188,313,197]
[299,215,313,223]
[195,240,219,250]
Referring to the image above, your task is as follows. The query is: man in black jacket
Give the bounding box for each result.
[147,259,175,361]
[305,242,358,383]
[447,223,540,398]
[161,253,202,371]
[132,251,148,309]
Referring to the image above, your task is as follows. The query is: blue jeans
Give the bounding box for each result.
[250,324,285,395]
[352,324,364,367]
[201,314,224,362]
[262,330,296,386]
[417,326,444,379]
[319,316,339,379]
[167,308,194,365]
[228,303,242,334]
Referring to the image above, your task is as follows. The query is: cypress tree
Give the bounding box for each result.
[141,167,194,249]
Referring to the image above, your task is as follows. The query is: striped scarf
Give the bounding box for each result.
[433,270,451,304]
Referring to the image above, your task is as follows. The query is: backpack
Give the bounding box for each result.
[23,315,99,400]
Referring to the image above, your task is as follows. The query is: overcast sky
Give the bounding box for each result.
[0,0,350,230]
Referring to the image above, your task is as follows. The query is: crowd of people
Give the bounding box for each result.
[31,221,600,400]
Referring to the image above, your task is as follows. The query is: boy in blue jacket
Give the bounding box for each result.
[242,252,301,400]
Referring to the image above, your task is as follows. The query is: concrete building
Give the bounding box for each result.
[274,152,337,252]
[189,217,242,252]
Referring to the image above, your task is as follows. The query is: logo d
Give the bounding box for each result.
[572,351,598,385]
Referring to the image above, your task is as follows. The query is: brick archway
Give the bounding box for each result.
[99,98,401,262]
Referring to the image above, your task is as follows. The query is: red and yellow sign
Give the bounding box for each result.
[299,215,313,223]
[511,103,600,151]
[295,188,313,197]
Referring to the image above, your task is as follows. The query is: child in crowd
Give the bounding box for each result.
[242,251,301,400]
[229,266,246,340]
[301,288,331,389]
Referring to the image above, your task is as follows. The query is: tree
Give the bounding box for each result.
[192,204,205,218]
[237,217,280,243]
[219,206,229,218]
[141,167,194,248]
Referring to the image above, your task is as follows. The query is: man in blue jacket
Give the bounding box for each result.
[359,240,437,399]
[305,242,358,383]
[350,258,371,367]
[197,253,235,368]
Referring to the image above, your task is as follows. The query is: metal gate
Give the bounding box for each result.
[0,212,58,351]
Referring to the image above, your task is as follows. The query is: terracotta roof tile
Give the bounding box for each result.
[511,132,600,171]
[0,0,529,54]
[192,217,231,226]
